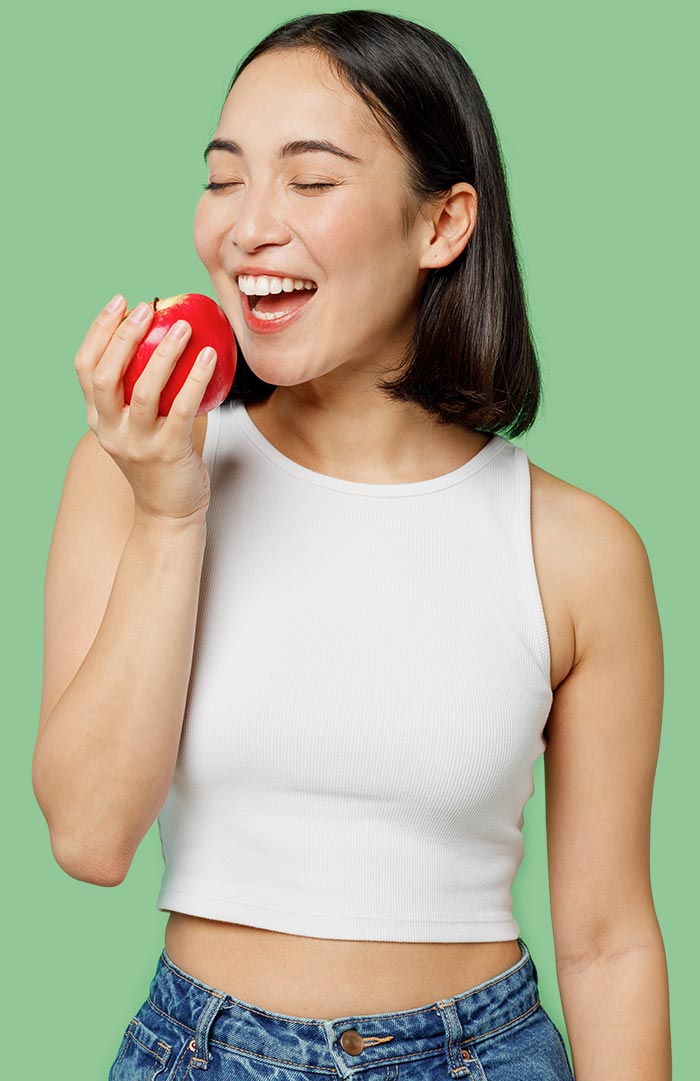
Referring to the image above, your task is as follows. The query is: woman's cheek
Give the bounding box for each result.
[192,201,219,267]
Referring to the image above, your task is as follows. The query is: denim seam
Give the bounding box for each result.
[437,999,457,1062]
[147,997,196,1037]
[207,1037,342,1073]
[164,1036,193,1081]
[150,947,538,1073]
[207,1039,455,1072]
[207,1038,452,1072]
[359,1049,462,1071]
[145,998,335,1076]
[460,996,541,1045]
[144,996,542,1072]
[127,1027,170,1064]
[463,1045,488,1081]
[434,998,473,1076]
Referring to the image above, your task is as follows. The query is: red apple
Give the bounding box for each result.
[122,293,237,416]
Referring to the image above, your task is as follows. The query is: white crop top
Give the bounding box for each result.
[155,399,553,941]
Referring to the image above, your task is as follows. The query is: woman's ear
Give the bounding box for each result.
[418,183,478,270]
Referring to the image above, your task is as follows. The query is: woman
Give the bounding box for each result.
[32,10,670,1080]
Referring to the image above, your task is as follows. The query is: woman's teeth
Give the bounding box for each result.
[250,306,294,322]
[237,274,317,296]
[238,274,318,322]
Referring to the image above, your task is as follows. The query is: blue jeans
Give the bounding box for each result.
[108,936,574,1079]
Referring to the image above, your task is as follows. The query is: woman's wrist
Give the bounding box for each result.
[132,505,209,540]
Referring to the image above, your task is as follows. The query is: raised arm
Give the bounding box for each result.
[32,297,216,885]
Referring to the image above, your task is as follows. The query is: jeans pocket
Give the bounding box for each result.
[108,1015,173,1081]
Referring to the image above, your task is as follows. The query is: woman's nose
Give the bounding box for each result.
[228,187,292,251]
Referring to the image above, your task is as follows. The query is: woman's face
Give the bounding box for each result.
[193,47,432,391]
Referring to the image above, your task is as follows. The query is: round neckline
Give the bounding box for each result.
[231,400,509,497]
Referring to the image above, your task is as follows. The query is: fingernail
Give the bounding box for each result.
[169,320,190,340]
[105,293,124,312]
[132,302,152,321]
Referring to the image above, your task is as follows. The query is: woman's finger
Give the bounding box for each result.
[90,301,155,423]
[128,319,194,430]
[73,294,127,420]
[163,347,218,436]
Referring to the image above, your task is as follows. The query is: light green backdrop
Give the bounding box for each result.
[3,0,696,1077]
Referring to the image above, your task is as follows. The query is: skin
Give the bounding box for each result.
[193,45,490,484]
[172,46,668,1042]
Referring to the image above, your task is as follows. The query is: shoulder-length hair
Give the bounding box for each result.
[219,9,543,437]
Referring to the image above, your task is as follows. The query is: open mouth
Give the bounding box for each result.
[245,284,317,321]
[235,273,319,322]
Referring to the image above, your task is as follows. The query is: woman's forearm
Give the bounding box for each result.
[557,930,671,1079]
[32,510,207,884]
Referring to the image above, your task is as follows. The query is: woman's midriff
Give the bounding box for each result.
[164,912,523,1018]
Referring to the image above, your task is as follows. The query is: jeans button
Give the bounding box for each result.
[340,1029,365,1055]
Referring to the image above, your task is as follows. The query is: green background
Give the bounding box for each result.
[3,0,696,1076]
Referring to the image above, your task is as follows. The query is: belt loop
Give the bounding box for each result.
[435,998,470,1078]
[188,990,229,1071]
[519,936,538,983]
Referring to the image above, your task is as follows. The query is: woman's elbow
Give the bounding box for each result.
[49,831,130,887]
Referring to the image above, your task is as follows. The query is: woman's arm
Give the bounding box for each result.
[543,491,670,1080]
[32,422,208,886]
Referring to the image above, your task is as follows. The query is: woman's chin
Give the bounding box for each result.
[243,353,309,388]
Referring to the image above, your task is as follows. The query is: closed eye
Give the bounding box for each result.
[203,182,336,192]
[294,183,337,191]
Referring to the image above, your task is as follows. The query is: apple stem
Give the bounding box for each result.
[153,297,159,311]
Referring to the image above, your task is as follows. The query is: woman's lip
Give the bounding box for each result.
[239,286,317,334]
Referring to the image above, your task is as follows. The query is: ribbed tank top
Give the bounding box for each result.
[155,399,553,941]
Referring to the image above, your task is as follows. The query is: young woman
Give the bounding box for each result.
[33,10,670,1080]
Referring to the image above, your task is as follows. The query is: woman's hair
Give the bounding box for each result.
[219,10,544,437]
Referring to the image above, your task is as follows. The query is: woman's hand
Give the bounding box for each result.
[73,296,218,524]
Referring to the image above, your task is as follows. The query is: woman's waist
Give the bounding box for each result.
[164,911,525,1017]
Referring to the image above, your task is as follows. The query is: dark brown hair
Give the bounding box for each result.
[219,10,544,437]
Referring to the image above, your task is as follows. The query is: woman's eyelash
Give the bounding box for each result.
[203,182,336,192]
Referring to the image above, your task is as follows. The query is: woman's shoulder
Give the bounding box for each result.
[529,458,644,555]
[529,458,652,679]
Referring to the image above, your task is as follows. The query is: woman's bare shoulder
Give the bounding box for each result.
[529,458,651,672]
[530,458,643,549]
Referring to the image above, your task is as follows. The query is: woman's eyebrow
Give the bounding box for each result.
[203,137,363,164]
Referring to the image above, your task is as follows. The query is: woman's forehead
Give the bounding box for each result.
[232,47,345,95]
[222,49,381,142]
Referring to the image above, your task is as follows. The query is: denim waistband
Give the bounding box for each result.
[146,937,540,1078]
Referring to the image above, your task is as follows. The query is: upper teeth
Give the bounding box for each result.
[237,275,316,296]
